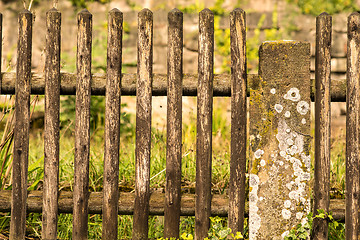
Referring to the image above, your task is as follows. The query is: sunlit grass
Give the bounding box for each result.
[0,95,349,238]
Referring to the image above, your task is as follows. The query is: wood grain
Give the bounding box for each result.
[42,8,61,240]
[10,9,32,240]
[73,9,92,240]
[102,8,122,240]
[228,8,247,235]
[313,12,332,240]
[133,8,153,240]
[195,8,214,240]
[346,12,360,240]
[164,8,183,239]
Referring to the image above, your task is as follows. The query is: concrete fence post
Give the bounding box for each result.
[249,41,311,239]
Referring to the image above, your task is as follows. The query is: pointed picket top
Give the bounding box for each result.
[139,8,153,18]
[48,7,59,12]
[231,8,245,15]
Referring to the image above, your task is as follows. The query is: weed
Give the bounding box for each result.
[286,0,356,15]
[285,209,345,240]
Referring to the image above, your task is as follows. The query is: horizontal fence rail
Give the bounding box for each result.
[0,72,348,100]
[0,190,350,221]
[0,5,358,240]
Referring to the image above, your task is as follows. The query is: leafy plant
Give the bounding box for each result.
[286,0,356,15]
[285,209,344,240]
[213,15,231,73]
[206,216,244,239]
[68,0,110,8]
[247,6,284,72]
[159,216,244,240]
[176,1,204,13]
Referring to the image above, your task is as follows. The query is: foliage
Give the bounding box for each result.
[284,212,312,240]
[68,0,110,8]
[246,6,284,72]
[0,96,15,191]
[213,16,231,73]
[59,19,134,135]
[176,0,204,13]
[125,0,143,11]
[285,209,345,240]
[0,0,351,239]
[59,96,133,135]
[205,1,284,73]
[330,134,346,198]
[180,216,196,238]
[158,216,245,240]
[206,216,244,239]
[286,0,356,15]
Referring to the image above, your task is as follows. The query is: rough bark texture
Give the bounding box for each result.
[249,41,311,239]
[164,8,183,239]
[346,12,360,240]
[228,8,247,235]
[195,8,214,240]
[42,8,61,240]
[73,9,92,240]
[133,8,153,240]
[10,9,32,240]
[313,12,332,240]
[102,8,122,240]
[0,72,346,100]
[0,190,352,221]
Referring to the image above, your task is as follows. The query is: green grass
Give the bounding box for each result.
[0,95,236,238]
[0,93,349,239]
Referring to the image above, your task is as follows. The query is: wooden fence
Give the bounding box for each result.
[0,6,359,240]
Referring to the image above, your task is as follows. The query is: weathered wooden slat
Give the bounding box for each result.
[42,8,61,240]
[10,9,32,240]
[73,9,92,240]
[195,8,214,240]
[228,8,247,235]
[102,8,122,240]
[346,12,360,240]
[164,8,183,239]
[133,8,153,240]
[0,72,347,101]
[0,190,352,221]
[313,12,332,240]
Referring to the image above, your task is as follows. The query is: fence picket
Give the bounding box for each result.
[102,8,122,240]
[73,9,92,240]
[313,12,332,239]
[43,8,61,240]
[10,9,32,240]
[346,12,360,240]
[4,7,360,239]
[195,8,214,240]
[164,8,183,239]
[228,8,247,235]
[133,8,153,240]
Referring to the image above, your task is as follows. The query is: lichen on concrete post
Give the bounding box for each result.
[249,41,311,239]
